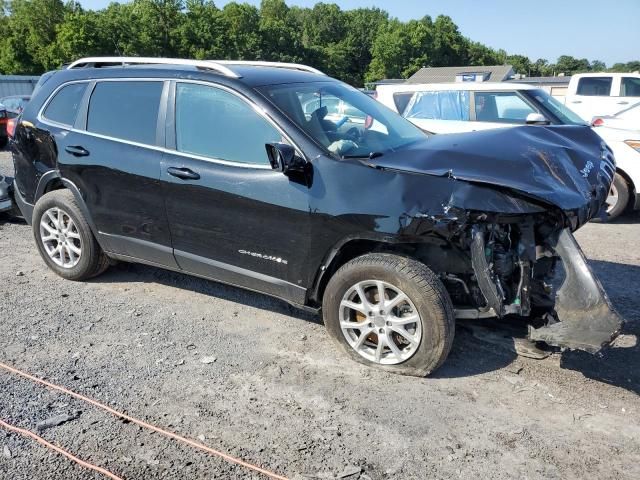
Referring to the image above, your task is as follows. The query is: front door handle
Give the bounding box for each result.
[571,100,582,104]
[65,145,90,157]
[167,167,200,180]
[617,101,629,105]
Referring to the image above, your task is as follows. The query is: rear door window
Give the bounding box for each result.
[87,81,163,145]
[403,91,470,121]
[576,77,613,96]
[42,83,87,126]
[620,77,640,97]
[474,91,536,123]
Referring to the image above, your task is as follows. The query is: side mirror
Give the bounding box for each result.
[526,113,550,125]
[266,143,305,174]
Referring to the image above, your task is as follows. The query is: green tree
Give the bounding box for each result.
[220,2,262,60]
[258,0,302,62]
[0,0,67,73]
[430,15,466,66]
[555,55,591,75]
[177,0,226,59]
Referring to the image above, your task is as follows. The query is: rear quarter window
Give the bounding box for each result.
[87,81,163,145]
[42,83,87,126]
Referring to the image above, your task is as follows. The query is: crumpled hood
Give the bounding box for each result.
[369,125,614,213]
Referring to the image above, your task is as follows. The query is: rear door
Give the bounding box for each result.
[616,76,640,113]
[160,81,311,304]
[55,79,177,267]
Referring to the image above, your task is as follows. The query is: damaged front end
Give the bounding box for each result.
[465,219,622,352]
[367,125,624,354]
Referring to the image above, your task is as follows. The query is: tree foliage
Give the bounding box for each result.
[0,0,637,84]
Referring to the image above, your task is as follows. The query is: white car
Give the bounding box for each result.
[591,101,640,131]
[375,82,640,220]
[563,73,640,121]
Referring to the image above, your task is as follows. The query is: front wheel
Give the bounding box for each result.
[602,173,630,221]
[323,253,455,377]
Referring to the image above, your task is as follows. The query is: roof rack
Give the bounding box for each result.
[66,57,326,77]
[214,60,325,76]
[66,57,241,78]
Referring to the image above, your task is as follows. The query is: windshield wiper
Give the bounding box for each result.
[343,151,384,159]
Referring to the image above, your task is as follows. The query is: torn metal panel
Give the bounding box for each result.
[528,228,624,353]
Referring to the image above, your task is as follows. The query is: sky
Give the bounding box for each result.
[78,0,640,65]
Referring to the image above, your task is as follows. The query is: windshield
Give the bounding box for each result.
[258,82,426,158]
[526,89,586,125]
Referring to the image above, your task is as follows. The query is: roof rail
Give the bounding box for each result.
[214,60,325,76]
[66,57,241,78]
[66,57,326,77]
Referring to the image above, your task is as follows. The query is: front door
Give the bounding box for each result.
[161,81,311,304]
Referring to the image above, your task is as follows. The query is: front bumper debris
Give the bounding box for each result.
[528,228,624,353]
[0,175,13,213]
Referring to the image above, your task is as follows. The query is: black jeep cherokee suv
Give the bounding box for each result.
[11,57,622,376]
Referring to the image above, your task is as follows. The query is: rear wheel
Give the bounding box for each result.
[323,253,455,377]
[33,190,109,280]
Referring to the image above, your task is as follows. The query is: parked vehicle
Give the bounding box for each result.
[0,96,30,148]
[11,57,622,376]
[592,101,640,130]
[376,82,639,220]
[375,83,583,133]
[563,72,640,121]
[0,95,31,115]
[591,123,640,218]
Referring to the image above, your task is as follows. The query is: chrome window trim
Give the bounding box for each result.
[37,77,304,170]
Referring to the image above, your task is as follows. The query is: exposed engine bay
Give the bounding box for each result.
[424,214,623,353]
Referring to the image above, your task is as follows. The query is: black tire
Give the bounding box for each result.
[323,253,455,377]
[595,173,630,222]
[32,189,109,280]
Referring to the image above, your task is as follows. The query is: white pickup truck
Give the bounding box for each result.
[563,73,640,121]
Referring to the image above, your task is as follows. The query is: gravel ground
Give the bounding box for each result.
[1,150,639,480]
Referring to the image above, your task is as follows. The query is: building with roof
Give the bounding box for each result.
[506,75,571,97]
[407,65,515,84]
[0,75,41,97]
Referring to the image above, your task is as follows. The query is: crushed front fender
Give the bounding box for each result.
[528,228,624,353]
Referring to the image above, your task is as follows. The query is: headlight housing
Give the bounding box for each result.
[624,140,640,153]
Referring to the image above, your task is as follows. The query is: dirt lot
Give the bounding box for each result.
[1,150,639,480]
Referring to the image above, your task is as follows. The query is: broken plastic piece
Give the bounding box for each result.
[528,228,623,353]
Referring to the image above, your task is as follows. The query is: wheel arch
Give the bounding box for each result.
[615,168,638,210]
[308,235,450,307]
[34,173,102,244]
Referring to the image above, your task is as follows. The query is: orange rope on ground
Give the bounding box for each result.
[0,362,289,480]
[0,418,123,480]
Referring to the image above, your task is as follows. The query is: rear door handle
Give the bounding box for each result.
[617,101,629,105]
[571,100,582,104]
[65,145,90,157]
[167,167,200,180]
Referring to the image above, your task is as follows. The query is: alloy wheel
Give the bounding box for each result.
[39,207,82,268]
[339,280,422,365]
[605,184,619,214]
